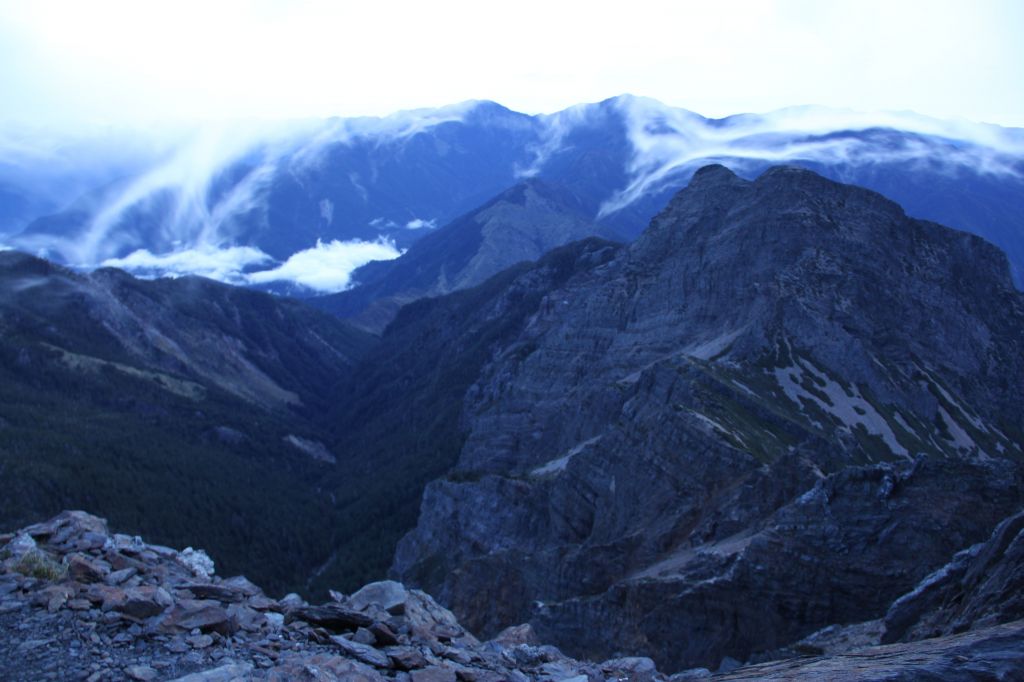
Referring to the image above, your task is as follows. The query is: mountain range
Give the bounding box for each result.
[2,96,1023,292]
[1,99,1024,676]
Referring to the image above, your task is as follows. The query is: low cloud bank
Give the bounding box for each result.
[247,237,402,292]
[598,97,1024,216]
[101,246,272,284]
[101,237,402,293]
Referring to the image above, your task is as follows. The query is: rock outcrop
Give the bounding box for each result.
[393,165,1024,671]
[710,620,1024,681]
[882,506,1024,644]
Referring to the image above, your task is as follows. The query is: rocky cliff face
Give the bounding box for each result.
[882,506,1024,644]
[393,165,1024,671]
[311,237,622,594]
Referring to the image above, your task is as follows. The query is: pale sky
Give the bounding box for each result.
[1,0,1022,129]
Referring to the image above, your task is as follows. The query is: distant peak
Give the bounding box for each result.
[687,164,742,187]
[753,165,848,194]
[756,165,823,181]
[494,178,583,212]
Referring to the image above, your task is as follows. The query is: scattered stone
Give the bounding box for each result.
[182,582,246,603]
[166,637,190,654]
[163,599,237,635]
[331,635,392,668]
[387,646,429,671]
[352,626,377,645]
[125,664,158,680]
[289,602,373,631]
[41,584,73,613]
[3,533,38,560]
[220,575,261,597]
[247,595,277,611]
[187,633,215,649]
[442,646,474,666]
[369,621,399,646]
[168,663,254,681]
[602,655,658,682]
[177,547,215,579]
[227,602,266,632]
[264,612,284,631]
[349,580,408,615]
[18,638,50,652]
[105,567,138,586]
[410,665,458,682]
[88,583,126,611]
[120,586,173,620]
[668,669,713,681]
[67,554,108,583]
[491,623,539,647]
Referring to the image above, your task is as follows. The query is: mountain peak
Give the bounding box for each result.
[396,165,1024,672]
[688,163,742,186]
[492,178,587,215]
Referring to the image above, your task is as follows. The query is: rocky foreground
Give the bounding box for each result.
[2,511,1024,681]
[0,511,668,681]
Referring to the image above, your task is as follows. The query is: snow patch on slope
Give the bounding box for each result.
[532,435,603,477]
[774,358,908,457]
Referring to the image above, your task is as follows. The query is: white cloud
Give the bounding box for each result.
[101,245,272,283]
[23,108,468,267]
[405,218,436,230]
[246,238,402,292]
[70,121,312,265]
[99,238,404,293]
[597,97,1024,217]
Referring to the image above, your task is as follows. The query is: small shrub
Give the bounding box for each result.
[13,549,67,581]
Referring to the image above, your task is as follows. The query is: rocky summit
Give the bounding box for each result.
[393,165,1024,671]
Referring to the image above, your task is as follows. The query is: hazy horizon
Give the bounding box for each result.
[1,0,1022,131]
